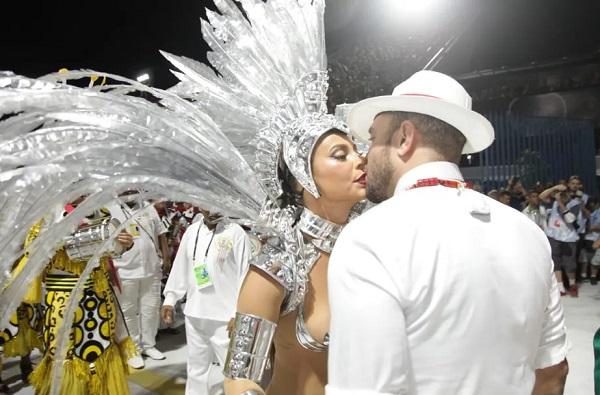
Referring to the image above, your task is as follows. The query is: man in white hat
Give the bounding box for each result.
[327,71,569,395]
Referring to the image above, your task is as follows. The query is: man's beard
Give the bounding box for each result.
[366,153,395,204]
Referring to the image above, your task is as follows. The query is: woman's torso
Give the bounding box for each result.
[267,253,330,395]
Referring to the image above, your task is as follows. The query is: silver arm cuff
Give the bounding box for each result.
[223,312,277,383]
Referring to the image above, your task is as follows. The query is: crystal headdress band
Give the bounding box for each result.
[253,71,350,203]
[283,112,348,199]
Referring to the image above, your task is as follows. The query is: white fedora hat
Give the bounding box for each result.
[348,70,495,154]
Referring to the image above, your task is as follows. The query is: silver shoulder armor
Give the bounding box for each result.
[250,236,295,292]
[223,313,277,383]
[250,231,320,316]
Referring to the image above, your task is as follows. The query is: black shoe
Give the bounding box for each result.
[591,277,598,285]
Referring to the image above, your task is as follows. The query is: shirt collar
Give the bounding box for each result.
[202,219,225,232]
[394,161,464,196]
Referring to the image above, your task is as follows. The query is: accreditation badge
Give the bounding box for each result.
[129,223,141,237]
[193,262,213,289]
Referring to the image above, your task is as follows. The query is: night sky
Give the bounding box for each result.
[2,0,600,89]
[2,0,213,88]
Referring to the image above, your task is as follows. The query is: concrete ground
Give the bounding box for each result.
[3,285,598,394]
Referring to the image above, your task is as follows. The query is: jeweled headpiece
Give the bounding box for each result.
[162,0,349,204]
[282,112,348,198]
[0,0,354,388]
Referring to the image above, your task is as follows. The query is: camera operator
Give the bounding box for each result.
[540,181,585,296]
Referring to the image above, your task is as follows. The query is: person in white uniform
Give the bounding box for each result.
[327,71,570,395]
[161,209,251,395]
[109,191,171,368]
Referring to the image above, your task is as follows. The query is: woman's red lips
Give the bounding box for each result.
[355,173,367,186]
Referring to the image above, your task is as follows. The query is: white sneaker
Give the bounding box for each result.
[142,347,166,360]
[128,355,145,369]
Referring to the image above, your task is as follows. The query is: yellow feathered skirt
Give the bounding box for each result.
[30,259,137,395]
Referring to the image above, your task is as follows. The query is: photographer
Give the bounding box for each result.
[540,181,585,296]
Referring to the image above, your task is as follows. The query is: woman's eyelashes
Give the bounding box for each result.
[331,150,347,161]
[332,148,364,161]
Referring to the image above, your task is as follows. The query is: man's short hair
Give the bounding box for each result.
[380,111,466,164]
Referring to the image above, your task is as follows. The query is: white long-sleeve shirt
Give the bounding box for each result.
[163,220,251,321]
[109,202,167,279]
[327,162,569,395]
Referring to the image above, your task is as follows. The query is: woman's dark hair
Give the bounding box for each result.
[276,159,303,224]
[278,159,302,209]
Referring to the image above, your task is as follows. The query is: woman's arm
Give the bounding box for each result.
[224,266,285,395]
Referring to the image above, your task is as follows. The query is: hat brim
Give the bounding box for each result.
[347,95,495,154]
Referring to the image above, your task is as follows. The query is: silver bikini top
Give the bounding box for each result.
[251,208,343,352]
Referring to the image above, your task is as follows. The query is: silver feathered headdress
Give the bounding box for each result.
[0,1,345,391]
[163,0,349,202]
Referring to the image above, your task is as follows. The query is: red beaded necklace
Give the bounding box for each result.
[407,177,472,191]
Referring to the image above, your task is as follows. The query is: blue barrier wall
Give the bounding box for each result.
[463,112,596,194]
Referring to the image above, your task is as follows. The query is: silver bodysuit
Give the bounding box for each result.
[251,208,342,352]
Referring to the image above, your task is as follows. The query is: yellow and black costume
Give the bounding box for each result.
[0,223,44,385]
[28,223,137,395]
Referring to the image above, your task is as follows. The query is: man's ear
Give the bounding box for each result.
[391,120,418,157]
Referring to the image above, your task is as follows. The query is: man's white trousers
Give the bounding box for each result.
[117,275,161,350]
[184,315,229,395]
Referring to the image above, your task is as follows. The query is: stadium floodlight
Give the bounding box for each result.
[136,73,150,83]
[386,0,435,15]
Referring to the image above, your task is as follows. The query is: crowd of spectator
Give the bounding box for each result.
[482,175,600,296]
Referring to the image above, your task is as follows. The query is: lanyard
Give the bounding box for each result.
[192,224,216,263]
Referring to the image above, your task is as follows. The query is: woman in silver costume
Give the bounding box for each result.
[224,119,366,395]
[0,1,367,393]
[154,3,371,391]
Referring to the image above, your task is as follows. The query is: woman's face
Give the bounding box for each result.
[310,131,366,204]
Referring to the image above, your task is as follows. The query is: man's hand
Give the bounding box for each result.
[161,305,174,326]
[555,184,567,192]
[162,259,172,274]
[532,359,568,395]
[227,317,235,338]
[116,230,134,250]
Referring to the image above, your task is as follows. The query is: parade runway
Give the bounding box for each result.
[5,284,598,394]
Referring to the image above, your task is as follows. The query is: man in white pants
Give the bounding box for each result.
[161,209,251,395]
[110,192,170,368]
